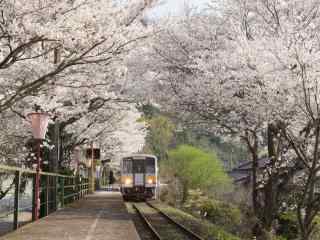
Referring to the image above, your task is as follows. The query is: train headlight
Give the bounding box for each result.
[147,176,155,184]
[125,178,132,185]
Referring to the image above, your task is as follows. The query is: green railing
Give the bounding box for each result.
[0,164,89,232]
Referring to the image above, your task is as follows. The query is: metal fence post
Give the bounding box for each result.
[72,177,75,202]
[80,177,83,199]
[45,175,49,216]
[61,177,64,208]
[55,176,59,210]
[32,174,36,221]
[13,171,21,230]
[76,176,79,200]
[86,178,89,195]
[78,177,81,199]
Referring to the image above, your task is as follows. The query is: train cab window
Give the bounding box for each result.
[123,158,133,173]
[133,159,145,173]
[146,158,155,173]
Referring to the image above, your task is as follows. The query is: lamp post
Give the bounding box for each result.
[27,112,50,220]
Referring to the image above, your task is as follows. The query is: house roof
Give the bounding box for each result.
[228,171,251,183]
[229,157,271,184]
[232,157,270,172]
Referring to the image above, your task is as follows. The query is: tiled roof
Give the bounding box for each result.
[228,157,270,184]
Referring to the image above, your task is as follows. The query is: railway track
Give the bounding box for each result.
[133,202,205,240]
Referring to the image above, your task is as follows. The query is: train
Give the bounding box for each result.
[120,154,158,201]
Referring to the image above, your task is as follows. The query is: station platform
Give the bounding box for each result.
[0,192,141,240]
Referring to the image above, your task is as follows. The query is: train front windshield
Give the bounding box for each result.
[146,157,155,173]
[122,157,156,174]
[133,159,145,173]
[122,158,133,173]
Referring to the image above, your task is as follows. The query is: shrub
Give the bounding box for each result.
[272,236,287,240]
[164,145,231,204]
[277,212,298,240]
[200,199,242,233]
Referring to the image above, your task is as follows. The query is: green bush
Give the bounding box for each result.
[277,212,298,240]
[272,236,287,240]
[200,199,242,233]
[311,216,320,239]
[163,145,231,203]
[211,227,242,240]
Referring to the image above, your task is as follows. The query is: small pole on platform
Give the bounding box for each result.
[32,175,36,221]
[13,170,21,230]
[61,177,65,208]
[45,175,49,216]
[55,176,59,210]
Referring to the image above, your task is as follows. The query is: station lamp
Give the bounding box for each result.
[27,112,50,220]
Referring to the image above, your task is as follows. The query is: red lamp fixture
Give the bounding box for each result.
[27,112,50,139]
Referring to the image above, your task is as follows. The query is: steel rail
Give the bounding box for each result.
[132,203,162,240]
[146,202,205,240]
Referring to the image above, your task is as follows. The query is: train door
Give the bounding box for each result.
[133,159,145,186]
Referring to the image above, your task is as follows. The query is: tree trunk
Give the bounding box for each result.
[181,181,189,204]
[246,129,277,240]
[262,124,278,230]
[250,135,259,216]
[253,222,275,240]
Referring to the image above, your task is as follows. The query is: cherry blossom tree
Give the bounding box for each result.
[229,1,320,239]
[0,0,159,111]
[126,1,320,239]
[0,0,158,166]
[0,0,158,205]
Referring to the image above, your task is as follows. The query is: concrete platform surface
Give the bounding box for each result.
[0,192,141,240]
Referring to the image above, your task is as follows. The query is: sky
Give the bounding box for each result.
[148,0,211,18]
